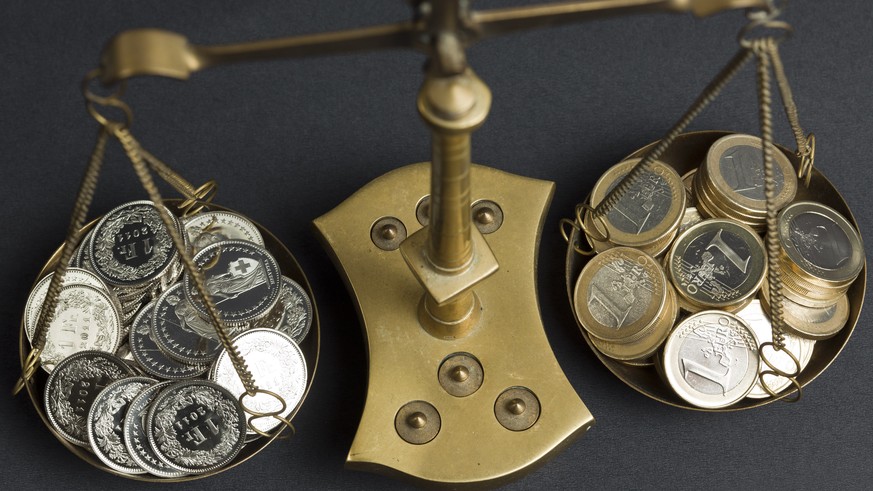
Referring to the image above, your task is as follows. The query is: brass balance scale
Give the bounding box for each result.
[15,0,864,487]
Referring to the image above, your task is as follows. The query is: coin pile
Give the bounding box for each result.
[26,201,313,477]
[693,134,797,231]
[573,133,864,409]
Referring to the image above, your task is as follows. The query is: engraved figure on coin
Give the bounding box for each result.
[165,293,218,341]
[206,257,267,303]
[789,214,851,270]
[587,256,653,329]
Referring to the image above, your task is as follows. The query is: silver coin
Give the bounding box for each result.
[184,240,282,325]
[87,376,155,474]
[72,228,96,269]
[123,381,188,478]
[662,310,760,409]
[211,328,307,435]
[254,276,313,344]
[28,284,122,372]
[735,300,814,399]
[25,268,111,343]
[44,350,134,446]
[130,301,209,380]
[184,211,264,252]
[152,283,237,365]
[89,200,181,288]
[146,380,246,474]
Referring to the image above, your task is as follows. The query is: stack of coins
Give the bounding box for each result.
[572,133,864,409]
[665,219,767,314]
[759,201,863,340]
[26,201,313,478]
[584,158,686,257]
[693,134,797,231]
[574,247,678,364]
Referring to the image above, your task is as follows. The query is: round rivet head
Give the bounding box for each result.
[472,200,503,234]
[495,387,540,431]
[395,401,440,445]
[416,195,431,226]
[438,353,484,397]
[371,217,407,251]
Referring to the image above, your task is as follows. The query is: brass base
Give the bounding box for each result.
[315,162,593,488]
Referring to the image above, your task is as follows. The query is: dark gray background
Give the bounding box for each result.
[2,1,871,489]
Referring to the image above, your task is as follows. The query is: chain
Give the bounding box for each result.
[13,128,109,395]
[589,48,753,220]
[754,37,801,402]
[768,41,815,186]
[113,127,259,396]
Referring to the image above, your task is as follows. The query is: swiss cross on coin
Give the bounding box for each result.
[232,258,257,276]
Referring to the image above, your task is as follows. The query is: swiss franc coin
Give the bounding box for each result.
[146,380,246,474]
[184,240,281,325]
[662,311,760,409]
[254,276,313,344]
[25,267,110,343]
[667,219,766,310]
[44,350,133,446]
[212,328,307,435]
[130,301,208,379]
[89,200,181,288]
[88,376,155,474]
[30,284,122,371]
[152,283,232,365]
[123,381,187,478]
[184,211,264,252]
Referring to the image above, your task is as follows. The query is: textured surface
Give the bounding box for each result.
[1,0,871,488]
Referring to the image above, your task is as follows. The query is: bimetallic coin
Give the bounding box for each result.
[28,284,122,371]
[211,328,307,435]
[130,301,209,379]
[662,311,760,409]
[668,219,766,310]
[254,276,313,344]
[589,281,678,361]
[589,158,686,249]
[705,133,797,212]
[574,247,666,344]
[681,168,697,203]
[146,380,246,474]
[184,240,282,325]
[778,201,864,287]
[24,267,111,343]
[761,280,850,340]
[184,211,264,252]
[152,283,237,365]
[123,381,188,478]
[736,300,814,399]
[44,350,133,446]
[87,376,156,474]
[89,200,181,288]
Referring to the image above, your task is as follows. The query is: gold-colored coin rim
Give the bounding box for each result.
[667,218,767,309]
[590,283,678,361]
[705,133,797,213]
[778,201,865,286]
[590,158,686,247]
[574,247,667,344]
[761,281,850,340]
